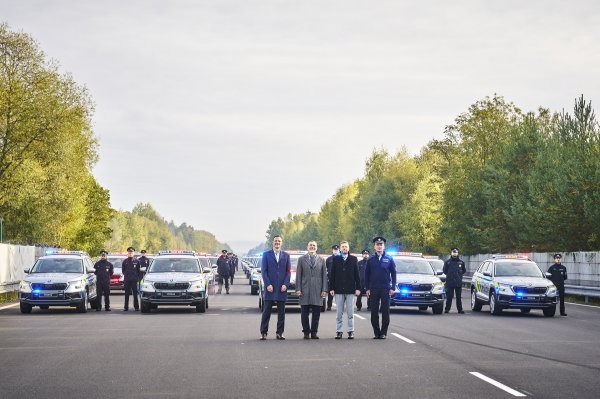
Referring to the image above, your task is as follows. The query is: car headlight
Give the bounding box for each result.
[494,282,514,295]
[65,280,84,292]
[188,280,205,292]
[19,280,31,293]
[431,282,444,294]
[547,285,557,296]
[140,281,155,292]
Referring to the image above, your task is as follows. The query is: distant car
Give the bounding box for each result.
[106,254,127,290]
[249,266,261,295]
[470,255,557,317]
[140,250,209,313]
[18,250,98,313]
[390,252,446,314]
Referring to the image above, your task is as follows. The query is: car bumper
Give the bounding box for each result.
[141,291,206,305]
[498,294,556,309]
[391,292,445,307]
[109,282,124,290]
[20,291,85,307]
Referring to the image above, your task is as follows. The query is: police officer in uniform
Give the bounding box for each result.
[228,252,235,285]
[548,253,568,316]
[325,244,339,311]
[217,249,231,294]
[122,246,140,311]
[93,250,113,311]
[365,236,396,339]
[138,249,150,281]
[356,249,370,311]
[443,247,466,314]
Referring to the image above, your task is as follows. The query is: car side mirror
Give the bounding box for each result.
[483,271,492,277]
[436,271,443,275]
[439,275,446,283]
[203,267,211,273]
[545,272,552,278]
[24,268,30,274]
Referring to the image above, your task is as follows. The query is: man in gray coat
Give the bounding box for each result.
[295,241,328,339]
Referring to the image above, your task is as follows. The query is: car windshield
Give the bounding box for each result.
[107,258,126,268]
[31,258,83,274]
[428,259,444,273]
[149,258,200,273]
[393,258,434,275]
[495,261,543,277]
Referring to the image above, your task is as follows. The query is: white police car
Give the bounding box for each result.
[139,250,209,313]
[18,250,98,313]
[470,255,557,317]
[390,252,446,314]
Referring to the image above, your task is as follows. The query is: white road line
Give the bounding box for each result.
[391,333,416,344]
[354,314,366,320]
[0,303,19,311]
[470,372,526,397]
[567,302,600,309]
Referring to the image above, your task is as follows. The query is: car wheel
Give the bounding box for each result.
[520,308,531,314]
[20,303,32,314]
[543,305,556,317]
[141,302,151,313]
[432,304,443,314]
[259,296,263,311]
[76,290,88,313]
[471,289,483,312]
[196,299,206,313]
[251,286,258,295]
[489,291,502,315]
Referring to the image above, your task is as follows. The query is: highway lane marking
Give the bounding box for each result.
[354,314,366,320]
[0,303,19,310]
[391,333,416,344]
[567,302,600,309]
[469,372,526,397]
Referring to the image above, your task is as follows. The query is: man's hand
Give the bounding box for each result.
[281,285,287,293]
[321,291,327,298]
[296,290,302,297]
[329,290,334,297]
[266,284,273,293]
[389,289,395,297]
[366,290,371,297]
[355,290,361,296]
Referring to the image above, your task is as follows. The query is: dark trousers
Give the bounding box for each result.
[445,286,463,311]
[327,291,334,309]
[96,281,110,309]
[124,280,139,310]
[370,289,390,337]
[218,277,230,293]
[230,272,234,285]
[356,291,369,310]
[300,305,321,333]
[260,299,285,335]
[557,285,565,314]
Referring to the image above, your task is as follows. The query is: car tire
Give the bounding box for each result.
[471,289,483,312]
[543,305,556,317]
[418,306,428,311]
[76,291,88,313]
[490,291,502,315]
[432,304,443,314]
[90,297,98,310]
[251,286,258,295]
[206,296,209,309]
[141,302,151,313]
[20,303,32,314]
[196,299,206,313]
[259,296,263,311]
[39,305,49,310]
[520,308,531,314]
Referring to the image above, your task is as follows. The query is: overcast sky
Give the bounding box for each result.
[2,1,600,253]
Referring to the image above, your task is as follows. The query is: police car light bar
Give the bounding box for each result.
[492,254,530,260]
[158,250,196,256]
[45,250,85,256]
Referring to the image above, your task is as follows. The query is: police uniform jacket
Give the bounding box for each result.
[121,257,140,282]
[330,254,361,294]
[216,255,230,277]
[138,256,150,270]
[261,249,291,302]
[443,256,466,288]
[357,259,367,291]
[94,259,114,284]
[365,252,397,290]
[295,253,327,306]
[548,264,568,287]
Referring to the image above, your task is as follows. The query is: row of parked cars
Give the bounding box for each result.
[241,252,560,317]
[18,250,219,314]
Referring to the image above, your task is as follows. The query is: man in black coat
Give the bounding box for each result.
[325,244,339,310]
[443,247,466,314]
[94,250,113,311]
[356,249,370,311]
[329,241,361,339]
[548,253,568,316]
[217,250,231,294]
[138,249,150,281]
[122,246,140,311]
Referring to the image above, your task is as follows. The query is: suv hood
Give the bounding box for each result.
[494,276,553,287]
[396,274,441,285]
[25,273,82,283]
[144,272,203,283]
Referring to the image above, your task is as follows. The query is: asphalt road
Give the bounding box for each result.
[1,271,599,399]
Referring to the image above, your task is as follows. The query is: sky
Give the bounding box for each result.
[2,1,600,253]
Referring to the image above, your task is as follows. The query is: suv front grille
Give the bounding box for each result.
[399,284,433,292]
[513,286,547,295]
[154,282,190,290]
[31,283,68,291]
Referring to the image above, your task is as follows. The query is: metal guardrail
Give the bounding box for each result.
[462,276,600,303]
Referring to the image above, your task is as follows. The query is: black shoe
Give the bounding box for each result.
[260,333,267,340]
[311,333,319,339]
[326,307,331,311]
[304,333,310,339]
[335,332,343,339]
[357,307,362,311]
[348,332,354,339]
[276,333,285,340]
[373,335,381,339]
[105,308,111,312]
[96,309,101,312]
[134,308,139,311]
[458,310,465,314]
[561,313,567,316]
[444,309,449,313]
[379,334,386,339]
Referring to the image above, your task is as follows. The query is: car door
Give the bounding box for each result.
[479,262,493,301]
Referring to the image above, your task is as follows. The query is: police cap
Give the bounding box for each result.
[372,236,386,244]
[100,250,108,256]
[362,249,370,255]
[126,246,135,252]
[140,249,147,254]
[451,247,459,253]
[221,249,228,254]
[331,244,339,250]
[553,253,562,259]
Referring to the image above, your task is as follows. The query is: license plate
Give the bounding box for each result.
[410,294,422,297]
[164,292,178,296]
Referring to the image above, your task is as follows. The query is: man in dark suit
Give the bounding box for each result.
[329,241,361,339]
[259,235,291,340]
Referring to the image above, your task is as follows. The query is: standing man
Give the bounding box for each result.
[356,250,370,311]
[329,241,361,339]
[138,249,150,282]
[548,253,568,316]
[228,252,235,285]
[325,244,339,311]
[365,236,396,339]
[122,246,140,311]
[93,250,113,312]
[217,250,231,294]
[259,235,291,340]
[443,247,466,314]
[295,241,327,339]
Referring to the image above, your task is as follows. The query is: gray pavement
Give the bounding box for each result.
[1,271,599,398]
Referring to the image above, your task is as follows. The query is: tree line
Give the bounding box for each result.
[0,23,227,254]
[262,95,600,256]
